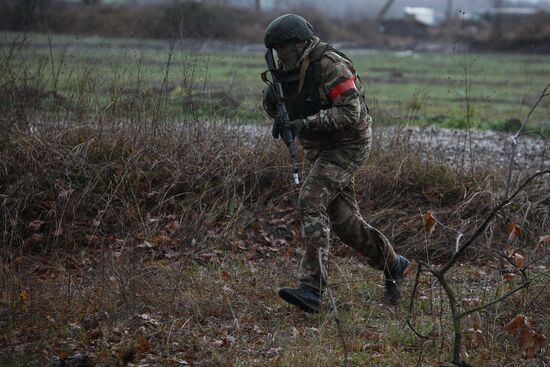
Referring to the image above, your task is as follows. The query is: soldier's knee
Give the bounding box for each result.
[301,216,328,238]
[299,182,327,212]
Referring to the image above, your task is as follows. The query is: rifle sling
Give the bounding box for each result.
[261,56,310,102]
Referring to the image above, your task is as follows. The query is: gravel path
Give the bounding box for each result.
[236,123,549,171]
[377,127,549,171]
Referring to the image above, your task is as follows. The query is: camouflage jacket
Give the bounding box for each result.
[264,38,371,153]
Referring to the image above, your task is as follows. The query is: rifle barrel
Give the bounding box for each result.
[265,49,300,185]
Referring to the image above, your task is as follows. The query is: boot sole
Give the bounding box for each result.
[278,289,320,313]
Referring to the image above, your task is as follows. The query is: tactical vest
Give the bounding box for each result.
[274,42,367,122]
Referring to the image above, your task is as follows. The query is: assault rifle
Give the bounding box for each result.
[264,48,300,185]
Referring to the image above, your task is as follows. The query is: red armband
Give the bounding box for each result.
[327,77,356,100]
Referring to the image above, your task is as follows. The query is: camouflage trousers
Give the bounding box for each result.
[298,125,397,290]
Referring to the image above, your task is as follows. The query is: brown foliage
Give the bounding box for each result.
[0,122,287,258]
[504,315,548,359]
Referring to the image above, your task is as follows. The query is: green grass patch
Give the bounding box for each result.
[2,32,549,132]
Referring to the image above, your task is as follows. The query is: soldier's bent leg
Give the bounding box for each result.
[328,180,397,272]
[328,181,410,304]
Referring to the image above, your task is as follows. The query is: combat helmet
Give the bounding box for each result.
[264,14,314,48]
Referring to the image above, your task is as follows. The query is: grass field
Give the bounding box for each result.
[1,32,549,367]
[2,31,549,132]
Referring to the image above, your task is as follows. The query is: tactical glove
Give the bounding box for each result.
[285,118,308,137]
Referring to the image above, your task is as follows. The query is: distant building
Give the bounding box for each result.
[403,6,437,26]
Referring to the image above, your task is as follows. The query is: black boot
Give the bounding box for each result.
[384,255,410,305]
[278,284,321,313]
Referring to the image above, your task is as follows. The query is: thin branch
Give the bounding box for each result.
[505,82,550,198]
[435,273,462,365]
[515,84,550,137]
[324,283,348,367]
[526,276,550,310]
[459,271,549,319]
[406,264,430,339]
[518,130,549,141]
[439,169,550,275]
[322,254,348,367]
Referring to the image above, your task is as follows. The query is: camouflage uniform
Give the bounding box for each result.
[264,36,397,291]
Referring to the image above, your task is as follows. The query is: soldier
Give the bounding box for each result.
[262,14,410,313]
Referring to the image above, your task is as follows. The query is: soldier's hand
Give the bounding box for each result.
[285,118,308,137]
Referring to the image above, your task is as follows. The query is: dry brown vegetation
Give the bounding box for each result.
[2,113,549,366]
[1,34,550,367]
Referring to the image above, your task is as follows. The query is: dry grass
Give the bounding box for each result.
[1,38,549,366]
[1,238,548,366]
[1,117,548,366]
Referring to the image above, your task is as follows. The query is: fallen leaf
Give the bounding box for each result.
[402,259,417,278]
[518,328,546,359]
[463,298,482,332]
[136,335,150,353]
[27,220,44,232]
[470,312,482,331]
[422,211,437,234]
[504,315,526,335]
[511,253,525,269]
[504,315,547,359]
[507,223,521,242]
